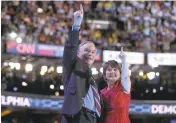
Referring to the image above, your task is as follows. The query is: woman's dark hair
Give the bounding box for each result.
[102,60,121,78]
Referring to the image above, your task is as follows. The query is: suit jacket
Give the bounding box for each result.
[61,28,104,120]
[61,28,91,115]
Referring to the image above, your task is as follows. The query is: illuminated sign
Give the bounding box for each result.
[16,44,35,54]
[1,92,176,115]
[1,95,63,110]
[1,95,30,107]
[7,41,64,57]
[147,53,176,66]
[6,41,101,61]
[103,50,144,64]
[151,105,176,114]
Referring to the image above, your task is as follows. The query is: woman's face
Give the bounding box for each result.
[105,65,121,84]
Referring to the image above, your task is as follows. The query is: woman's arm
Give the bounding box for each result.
[119,47,131,93]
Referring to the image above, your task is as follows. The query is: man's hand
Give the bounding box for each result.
[73,4,84,26]
[119,47,126,60]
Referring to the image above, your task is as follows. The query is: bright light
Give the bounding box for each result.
[156,72,160,76]
[153,88,156,93]
[41,66,48,73]
[9,62,15,69]
[147,72,155,80]
[25,64,33,72]
[13,87,18,91]
[50,84,54,89]
[9,32,17,38]
[145,89,149,93]
[3,62,8,66]
[48,66,54,73]
[139,71,144,76]
[15,63,21,70]
[22,74,27,79]
[55,91,59,96]
[60,85,64,90]
[37,8,43,13]
[22,82,28,86]
[91,67,98,75]
[40,71,45,76]
[100,67,103,73]
[16,36,22,43]
[57,66,62,73]
[160,86,163,91]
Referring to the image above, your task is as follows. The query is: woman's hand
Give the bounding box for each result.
[119,47,126,60]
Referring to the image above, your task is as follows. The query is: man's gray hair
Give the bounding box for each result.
[78,41,95,49]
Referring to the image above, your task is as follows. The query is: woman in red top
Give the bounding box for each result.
[100,47,131,123]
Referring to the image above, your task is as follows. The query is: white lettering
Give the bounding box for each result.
[151,105,176,114]
[158,105,165,114]
[7,96,14,105]
[1,95,30,107]
[165,105,173,114]
[1,95,7,105]
[173,106,176,114]
[23,98,30,107]
[151,105,158,114]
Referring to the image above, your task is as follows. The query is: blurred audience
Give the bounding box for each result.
[1,1,176,52]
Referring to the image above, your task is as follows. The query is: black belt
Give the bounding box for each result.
[82,107,98,117]
[63,107,98,119]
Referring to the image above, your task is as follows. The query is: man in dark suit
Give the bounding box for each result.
[61,4,102,123]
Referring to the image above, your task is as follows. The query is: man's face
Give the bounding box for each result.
[77,43,96,66]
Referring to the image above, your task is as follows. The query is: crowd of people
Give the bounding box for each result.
[1,1,176,52]
[1,1,176,95]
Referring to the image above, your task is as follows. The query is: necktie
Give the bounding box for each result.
[90,77,101,117]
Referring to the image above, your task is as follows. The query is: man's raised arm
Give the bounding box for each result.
[62,4,84,77]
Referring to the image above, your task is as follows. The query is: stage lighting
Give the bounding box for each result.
[57,66,62,73]
[153,88,156,93]
[40,71,45,76]
[48,66,54,73]
[160,86,163,91]
[41,66,48,73]
[50,84,54,89]
[145,89,149,93]
[22,82,28,86]
[13,87,18,91]
[139,71,144,76]
[156,72,160,76]
[16,36,22,43]
[147,72,155,80]
[3,62,8,66]
[25,64,33,72]
[60,85,64,90]
[15,63,21,70]
[9,62,15,69]
[55,91,59,96]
